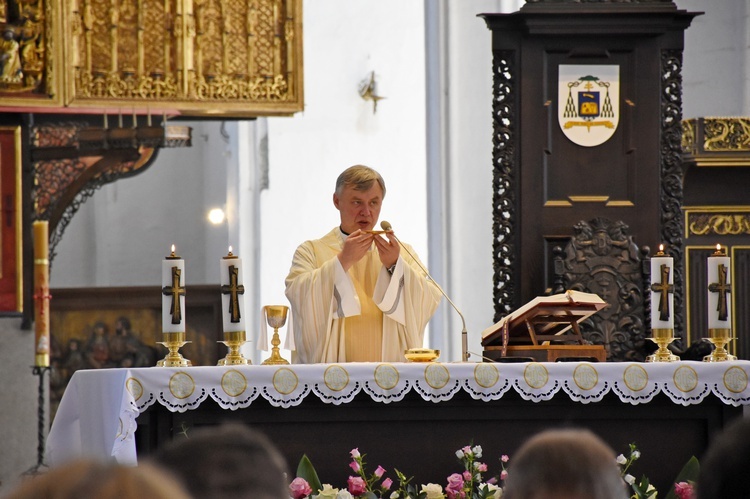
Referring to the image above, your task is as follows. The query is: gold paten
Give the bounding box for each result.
[262,305,290,365]
[404,348,440,363]
[157,331,192,367]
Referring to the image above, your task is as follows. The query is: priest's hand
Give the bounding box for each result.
[338,230,374,271]
[374,231,399,269]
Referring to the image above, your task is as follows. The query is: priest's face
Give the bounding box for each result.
[333,182,383,234]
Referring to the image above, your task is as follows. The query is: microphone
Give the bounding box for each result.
[380,221,470,362]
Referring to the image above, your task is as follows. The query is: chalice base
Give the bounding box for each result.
[218,331,250,366]
[646,333,679,363]
[261,329,289,365]
[704,336,737,362]
[156,334,192,367]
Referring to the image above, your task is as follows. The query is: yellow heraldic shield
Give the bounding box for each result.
[558,65,620,147]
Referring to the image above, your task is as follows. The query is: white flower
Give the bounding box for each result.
[624,474,636,486]
[483,483,504,499]
[421,482,446,499]
[455,449,464,459]
[616,454,627,465]
[390,492,400,499]
[313,484,340,499]
[472,445,483,458]
[632,450,641,460]
[336,491,354,499]
[645,484,657,498]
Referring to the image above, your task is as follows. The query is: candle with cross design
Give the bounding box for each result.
[705,244,735,362]
[649,244,674,331]
[157,245,191,366]
[33,221,51,367]
[218,247,250,365]
[161,245,186,333]
[707,244,731,330]
[220,247,246,333]
[646,244,678,362]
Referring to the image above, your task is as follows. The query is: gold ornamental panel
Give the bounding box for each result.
[685,207,750,238]
[0,0,303,117]
[682,117,750,167]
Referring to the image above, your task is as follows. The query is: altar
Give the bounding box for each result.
[47,361,748,493]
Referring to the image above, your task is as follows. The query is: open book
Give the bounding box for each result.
[481,290,607,349]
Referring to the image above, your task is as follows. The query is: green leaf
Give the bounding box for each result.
[296,454,323,495]
[664,456,699,499]
[361,493,378,499]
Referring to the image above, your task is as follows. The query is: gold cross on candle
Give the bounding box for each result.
[162,266,186,324]
[221,265,245,323]
[650,263,673,321]
[708,263,731,321]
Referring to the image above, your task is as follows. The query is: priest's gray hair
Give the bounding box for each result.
[335,165,386,198]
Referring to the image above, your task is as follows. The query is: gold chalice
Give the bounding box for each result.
[262,305,290,365]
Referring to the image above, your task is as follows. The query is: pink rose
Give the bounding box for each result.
[500,470,508,481]
[381,477,393,490]
[501,455,509,463]
[348,475,367,496]
[289,477,312,499]
[462,470,472,482]
[350,448,361,458]
[476,462,488,472]
[674,481,695,499]
[349,460,361,473]
[375,465,386,478]
[446,473,465,499]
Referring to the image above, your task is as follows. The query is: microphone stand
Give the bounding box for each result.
[386,231,470,362]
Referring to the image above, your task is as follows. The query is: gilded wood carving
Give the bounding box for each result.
[0,0,303,116]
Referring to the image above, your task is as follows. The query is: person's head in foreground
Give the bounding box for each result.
[503,428,628,499]
[696,417,750,499]
[150,422,289,499]
[5,459,191,499]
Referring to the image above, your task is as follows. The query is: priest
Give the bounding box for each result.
[285,165,442,363]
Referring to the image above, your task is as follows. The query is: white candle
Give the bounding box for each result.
[162,245,186,333]
[220,246,246,333]
[707,244,731,330]
[650,244,674,330]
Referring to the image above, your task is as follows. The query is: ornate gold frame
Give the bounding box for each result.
[0,0,303,117]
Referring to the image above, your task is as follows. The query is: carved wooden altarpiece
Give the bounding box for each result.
[481,0,700,354]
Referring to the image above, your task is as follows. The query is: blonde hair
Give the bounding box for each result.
[335,165,386,197]
[6,460,191,499]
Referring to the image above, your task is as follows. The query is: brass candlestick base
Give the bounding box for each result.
[262,305,290,365]
[218,331,250,366]
[646,328,679,362]
[157,332,192,367]
[704,329,737,362]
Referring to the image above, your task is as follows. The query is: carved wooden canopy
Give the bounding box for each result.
[0,0,303,117]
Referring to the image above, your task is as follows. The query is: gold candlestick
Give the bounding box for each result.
[704,328,736,362]
[646,328,679,362]
[156,332,192,367]
[262,305,290,365]
[218,330,250,365]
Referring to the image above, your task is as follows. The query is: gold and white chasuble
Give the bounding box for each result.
[285,228,442,363]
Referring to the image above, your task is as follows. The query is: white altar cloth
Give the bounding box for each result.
[46,361,750,467]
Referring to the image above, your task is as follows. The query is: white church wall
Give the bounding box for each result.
[681,0,748,119]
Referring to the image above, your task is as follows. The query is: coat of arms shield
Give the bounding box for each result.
[558,65,620,147]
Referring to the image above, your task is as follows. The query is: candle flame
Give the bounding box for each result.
[659,244,664,252]
[171,244,175,253]
[228,245,233,254]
